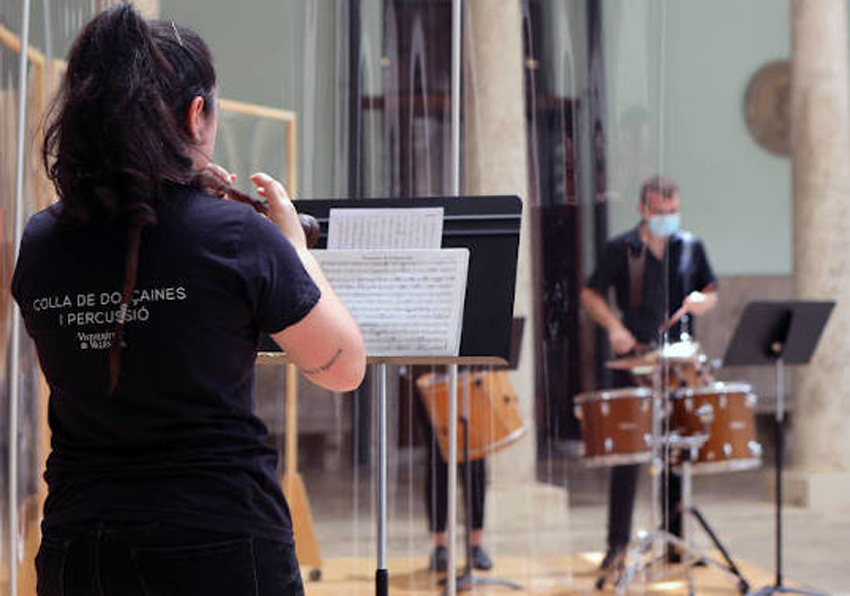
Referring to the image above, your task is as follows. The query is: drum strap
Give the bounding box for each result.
[679,233,695,296]
[627,244,647,314]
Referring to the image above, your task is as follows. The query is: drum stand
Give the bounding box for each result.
[441,376,521,594]
[597,398,751,595]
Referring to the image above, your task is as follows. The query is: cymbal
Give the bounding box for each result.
[660,340,701,362]
[605,341,702,371]
[605,352,658,370]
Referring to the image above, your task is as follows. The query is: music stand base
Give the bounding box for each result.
[440,572,522,594]
[748,584,827,596]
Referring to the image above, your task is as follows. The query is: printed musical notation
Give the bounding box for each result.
[327,207,444,250]
[313,249,469,356]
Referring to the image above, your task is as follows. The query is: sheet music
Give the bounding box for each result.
[313,249,469,356]
[327,207,444,249]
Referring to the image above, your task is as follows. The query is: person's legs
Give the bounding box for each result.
[662,464,684,562]
[467,457,492,570]
[424,434,493,570]
[604,464,640,564]
[468,457,486,538]
[423,420,450,570]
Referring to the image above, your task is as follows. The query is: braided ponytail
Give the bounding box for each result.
[42,3,216,391]
[107,203,156,393]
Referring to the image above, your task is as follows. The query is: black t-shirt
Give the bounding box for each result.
[11,183,321,542]
[587,224,717,345]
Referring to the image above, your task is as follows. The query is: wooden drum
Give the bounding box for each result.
[573,387,654,467]
[415,370,526,462]
[671,382,762,473]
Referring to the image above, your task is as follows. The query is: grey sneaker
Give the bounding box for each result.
[429,545,448,572]
[471,545,493,570]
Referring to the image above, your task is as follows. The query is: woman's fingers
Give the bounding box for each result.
[205,162,236,184]
[250,172,305,249]
[250,172,289,200]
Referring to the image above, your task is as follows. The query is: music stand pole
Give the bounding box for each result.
[775,355,785,589]
[376,363,388,596]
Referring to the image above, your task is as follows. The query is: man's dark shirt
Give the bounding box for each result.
[587,223,717,346]
[12,183,321,542]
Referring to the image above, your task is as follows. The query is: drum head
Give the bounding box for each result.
[674,381,752,398]
[575,387,653,404]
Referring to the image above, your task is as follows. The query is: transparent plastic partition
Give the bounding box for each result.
[1,1,98,594]
[1,0,799,594]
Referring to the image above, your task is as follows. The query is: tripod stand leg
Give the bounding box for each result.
[689,506,750,593]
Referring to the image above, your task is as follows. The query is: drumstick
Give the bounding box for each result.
[659,304,688,334]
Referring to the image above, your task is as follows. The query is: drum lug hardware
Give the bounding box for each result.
[685,398,693,412]
[719,394,728,409]
[746,393,757,408]
[601,402,610,416]
[748,441,763,457]
[573,406,582,420]
[604,437,614,453]
[723,442,733,458]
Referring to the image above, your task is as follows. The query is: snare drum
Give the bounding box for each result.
[416,370,526,462]
[573,387,654,467]
[671,382,762,473]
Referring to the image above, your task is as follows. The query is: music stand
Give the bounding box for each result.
[295,195,523,596]
[723,301,834,596]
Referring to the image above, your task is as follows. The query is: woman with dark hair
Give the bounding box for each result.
[12,4,365,595]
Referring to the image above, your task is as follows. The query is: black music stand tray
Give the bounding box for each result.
[723,301,834,596]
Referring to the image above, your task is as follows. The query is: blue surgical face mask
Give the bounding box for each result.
[647,213,680,238]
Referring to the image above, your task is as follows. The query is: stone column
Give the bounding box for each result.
[97,0,159,17]
[134,0,160,18]
[462,0,568,540]
[789,0,850,511]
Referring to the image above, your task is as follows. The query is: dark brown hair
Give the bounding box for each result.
[640,175,679,204]
[41,3,216,392]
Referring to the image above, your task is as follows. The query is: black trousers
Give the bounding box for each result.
[425,437,487,533]
[414,372,487,533]
[606,370,682,550]
[606,464,682,549]
[37,520,303,596]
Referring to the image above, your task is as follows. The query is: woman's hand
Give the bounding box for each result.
[249,172,307,250]
[203,162,237,186]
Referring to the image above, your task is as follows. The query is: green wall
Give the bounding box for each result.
[603,0,792,276]
[160,1,356,200]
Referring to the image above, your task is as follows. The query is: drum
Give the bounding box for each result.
[573,387,654,467]
[671,382,762,473]
[415,370,525,462]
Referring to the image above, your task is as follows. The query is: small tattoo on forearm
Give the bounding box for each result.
[302,348,344,376]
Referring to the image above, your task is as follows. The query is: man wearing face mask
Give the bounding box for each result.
[580,175,718,569]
